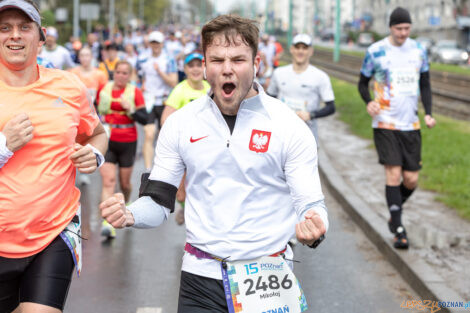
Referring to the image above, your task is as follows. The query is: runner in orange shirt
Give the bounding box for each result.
[69,46,108,103]
[69,46,108,186]
[0,1,107,312]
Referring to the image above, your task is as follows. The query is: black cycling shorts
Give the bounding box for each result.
[146,105,165,127]
[373,128,422,171]
[177,271,228,313]
[0,236,75,313]
[105,140,137,168]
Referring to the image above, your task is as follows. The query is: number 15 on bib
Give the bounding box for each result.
[221,256,308,313]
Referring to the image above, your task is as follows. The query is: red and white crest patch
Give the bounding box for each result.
[249,129,271,153]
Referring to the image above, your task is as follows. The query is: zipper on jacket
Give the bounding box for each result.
[227,139,230,148]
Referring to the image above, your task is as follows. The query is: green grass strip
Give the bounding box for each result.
[429,62,470,76]
[331,78,470,219]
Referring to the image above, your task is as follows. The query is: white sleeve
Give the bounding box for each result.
[64,49,76,69]
[266,69,279,97]
[128,196,170,228]
[149,113,185,187]
[319,72,335,102]
[0,132,14,169]
[298,199,329,232]
[283,119,328,229]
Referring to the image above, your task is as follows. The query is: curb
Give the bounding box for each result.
[318,147,465,313]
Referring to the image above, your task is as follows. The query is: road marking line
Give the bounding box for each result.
[136,307,162,313]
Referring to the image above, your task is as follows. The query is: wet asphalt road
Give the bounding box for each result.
[65,153,422,313]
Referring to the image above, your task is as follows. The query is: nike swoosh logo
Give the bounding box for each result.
[190,136,208,143]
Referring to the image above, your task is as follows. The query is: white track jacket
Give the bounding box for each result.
[145,83,328,279]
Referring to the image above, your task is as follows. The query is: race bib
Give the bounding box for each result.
[221,256,308,313]
[282,97,307,112]
[60,206,82,277]
[390,67,419,97]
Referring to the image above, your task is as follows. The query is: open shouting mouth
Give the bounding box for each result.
[222,82,236,98]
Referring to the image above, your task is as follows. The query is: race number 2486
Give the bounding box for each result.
[244,274,293,295]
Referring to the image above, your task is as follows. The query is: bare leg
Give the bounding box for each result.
[119,166,134,203]
[13,302,62,313]
[402,170,419,190]
[384,165,402,186]
[143,124,156,170]
[100,163,117,202]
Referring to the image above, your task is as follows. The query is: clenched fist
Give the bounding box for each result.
[366,100,381,117]
[295,210,326,247]
[69,143,97,173]
[100,193,134,228]
[3,113,34,152]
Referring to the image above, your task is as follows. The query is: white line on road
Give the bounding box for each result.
[136,308,162,313]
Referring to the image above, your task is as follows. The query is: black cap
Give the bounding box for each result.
[105,42,118,50]
[389,7,412,27]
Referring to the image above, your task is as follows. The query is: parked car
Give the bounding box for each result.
[430,40,468,64]
[415,36,434,55]
[319,28,349,43]
[357,32,374,47]
[320,28,334,41]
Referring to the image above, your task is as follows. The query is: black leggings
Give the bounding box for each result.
[0,236,75,313]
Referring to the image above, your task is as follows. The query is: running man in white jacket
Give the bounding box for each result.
[100,15,328,313]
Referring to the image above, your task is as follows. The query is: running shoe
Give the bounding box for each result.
[393,226,409,249]
[101,220,116,239]
[387,219,396,234]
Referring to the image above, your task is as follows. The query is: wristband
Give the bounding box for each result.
[308,234,325,249]
[0,132,14,169]
[86,143,105,168]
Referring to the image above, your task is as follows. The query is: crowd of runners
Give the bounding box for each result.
[0,1,435,312]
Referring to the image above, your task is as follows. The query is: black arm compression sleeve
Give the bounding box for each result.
[139,173,177,212]
[131,108,149,125]
[419,71,432,116]
[312,100,335,118]
[358,73,372,104]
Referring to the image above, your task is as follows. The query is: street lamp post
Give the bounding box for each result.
[264,0,269,33]
[127,0,133,26]
[333,0,340,62]
[139,0,144,25]
[200,0,206,25]
[73,0,79,38]
[109,0,115,40]
[288,0,293,47]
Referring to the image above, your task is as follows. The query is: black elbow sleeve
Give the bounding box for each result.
[419,71,432,116]
[139,173,177,213]
[358,73,372,104]
[131,108,149,125]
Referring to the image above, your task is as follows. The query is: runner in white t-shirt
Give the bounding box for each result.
[268,34,335,142]
[100,15,327,313]
[140,31,177,171]
[40,26,75,70]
